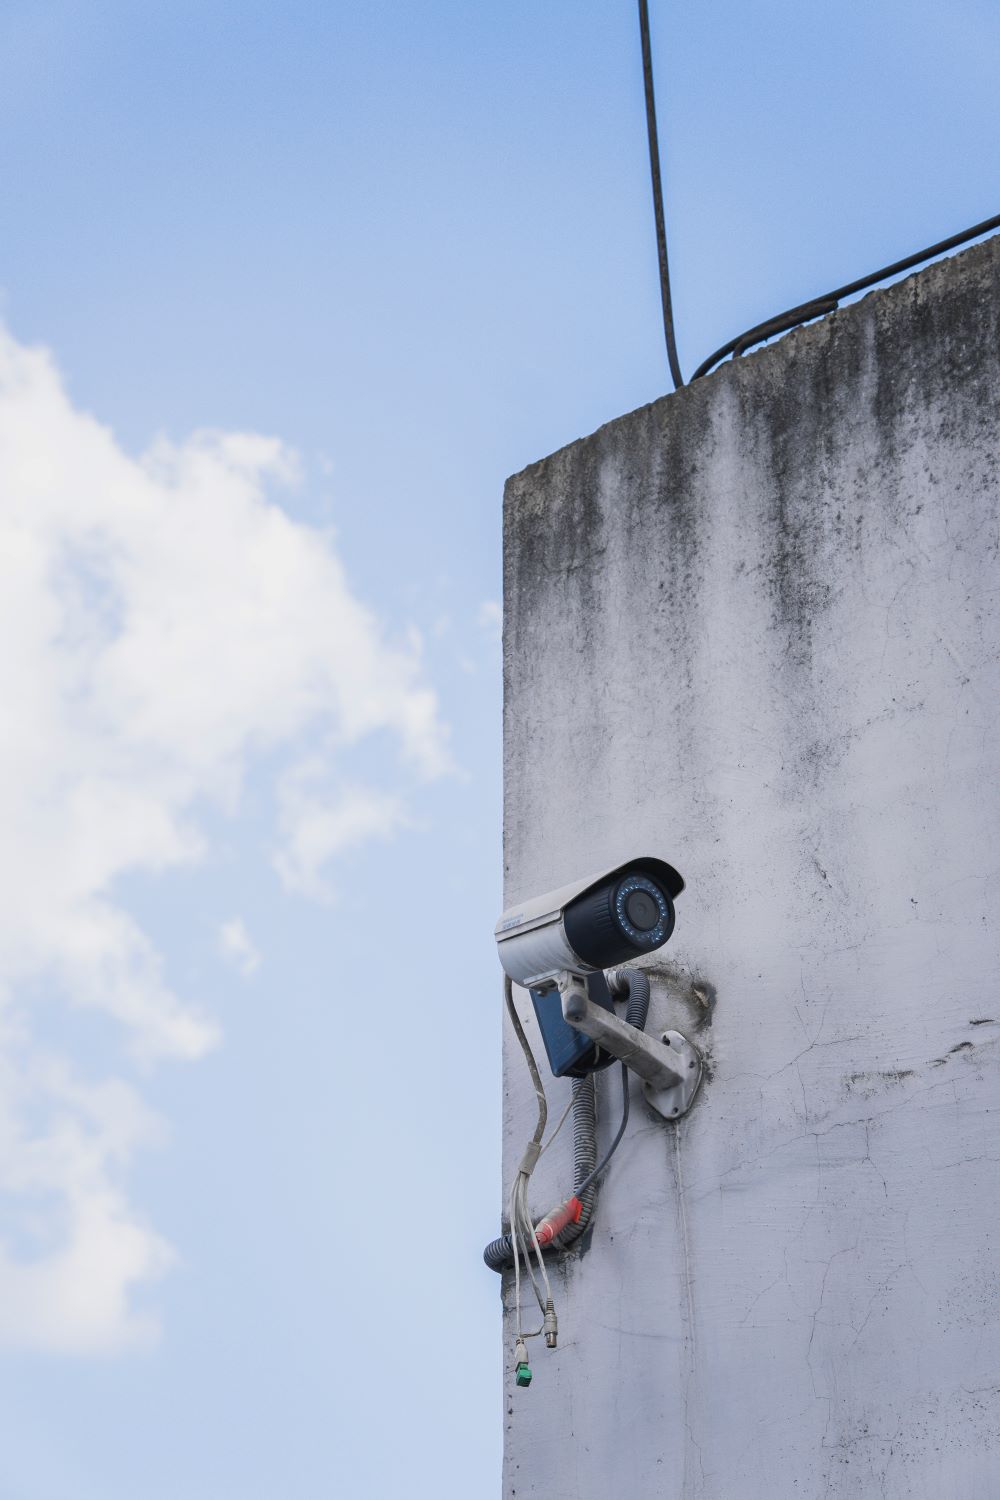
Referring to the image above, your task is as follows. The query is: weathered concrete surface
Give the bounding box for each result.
[500,238,1000,1498]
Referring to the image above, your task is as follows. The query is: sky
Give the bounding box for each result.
[0,1,997,1495]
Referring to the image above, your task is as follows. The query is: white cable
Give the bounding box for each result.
[509,1173,524,1341]
[538,1090,574,1158]
[522,1175,553,1310]
[515,1176,546,1314]
[515,1176,548,1308]
[510,1176,546,1340]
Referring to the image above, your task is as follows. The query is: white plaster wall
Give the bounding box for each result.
[499,239,1000,1498]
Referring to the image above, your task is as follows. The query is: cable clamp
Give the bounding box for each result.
[517,1142,541,1176]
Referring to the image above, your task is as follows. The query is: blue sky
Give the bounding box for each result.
[0,2,997,1495]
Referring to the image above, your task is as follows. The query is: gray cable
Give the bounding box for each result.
[483,968,652,1270]
[504,974,547,1152]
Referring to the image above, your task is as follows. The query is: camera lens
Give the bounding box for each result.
[612,873,673,951]
[624,888,659,930]
[562,864,679,970]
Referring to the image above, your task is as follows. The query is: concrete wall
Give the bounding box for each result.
[500,237,1000,1499]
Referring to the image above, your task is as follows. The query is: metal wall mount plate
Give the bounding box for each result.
[642,1030,702,1120]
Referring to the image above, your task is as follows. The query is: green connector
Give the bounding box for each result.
[515,1362,532,1388]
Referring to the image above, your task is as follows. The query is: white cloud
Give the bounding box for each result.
[218,918,261,977]
[0,326,449,1352]
[274,760,409,903]
[0,1041,171,1355]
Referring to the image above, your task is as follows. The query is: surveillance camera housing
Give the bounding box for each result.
[495,856,684,990]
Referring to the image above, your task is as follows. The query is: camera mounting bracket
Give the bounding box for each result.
[557,971,702,1120]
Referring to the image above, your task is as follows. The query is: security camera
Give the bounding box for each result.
[494,856,684,990]
[487,856,700,1382]
[495,854,699,1113]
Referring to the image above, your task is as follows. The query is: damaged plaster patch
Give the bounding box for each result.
[844,1069,915,1099]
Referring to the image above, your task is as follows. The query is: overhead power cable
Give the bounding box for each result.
[689,212,1000,379]
[637,10,1000,387]
[638,0,684,390]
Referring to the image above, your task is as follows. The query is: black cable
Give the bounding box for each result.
[691,212,1000,381]
[636,3,1000,386]
[638,0,684,390]
[574,1063,630,1199]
